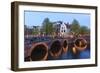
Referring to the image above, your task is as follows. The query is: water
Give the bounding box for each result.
[47,49,90,60]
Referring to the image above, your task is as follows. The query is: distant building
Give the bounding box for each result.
[24,25,33,35]
[24,25,41,37]
[54,21,71,37]
[24,21,71,37]
[33,26,41,32]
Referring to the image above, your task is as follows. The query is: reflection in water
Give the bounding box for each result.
[48,48,90,60]
[60,49,90,59]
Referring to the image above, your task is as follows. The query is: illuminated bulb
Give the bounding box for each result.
[79,41,82,47]
[72,47,76,54]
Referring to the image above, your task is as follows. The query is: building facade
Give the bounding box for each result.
[54,21,70,37]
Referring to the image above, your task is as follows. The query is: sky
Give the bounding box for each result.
[24,11,90,28]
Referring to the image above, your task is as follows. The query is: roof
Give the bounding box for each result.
[54,21,71,29]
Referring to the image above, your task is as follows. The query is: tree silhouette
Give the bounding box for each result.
[42,18,54,35]
[79,26,90,34]
[70,19,80,34]
[70,19,90,35]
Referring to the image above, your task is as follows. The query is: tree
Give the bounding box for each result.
[79,26,90,35]
[32,26,39,35]
[24,25,27,35]
[24,25,33,35]
[42,18,54,35]
[70,19,80,34]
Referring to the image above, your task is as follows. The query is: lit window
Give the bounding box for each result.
[61,30,63,32]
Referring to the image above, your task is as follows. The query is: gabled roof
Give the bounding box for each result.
[64,23,71,29]
[53,21,71,29]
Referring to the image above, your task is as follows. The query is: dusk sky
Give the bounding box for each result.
[24,11,90,28]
